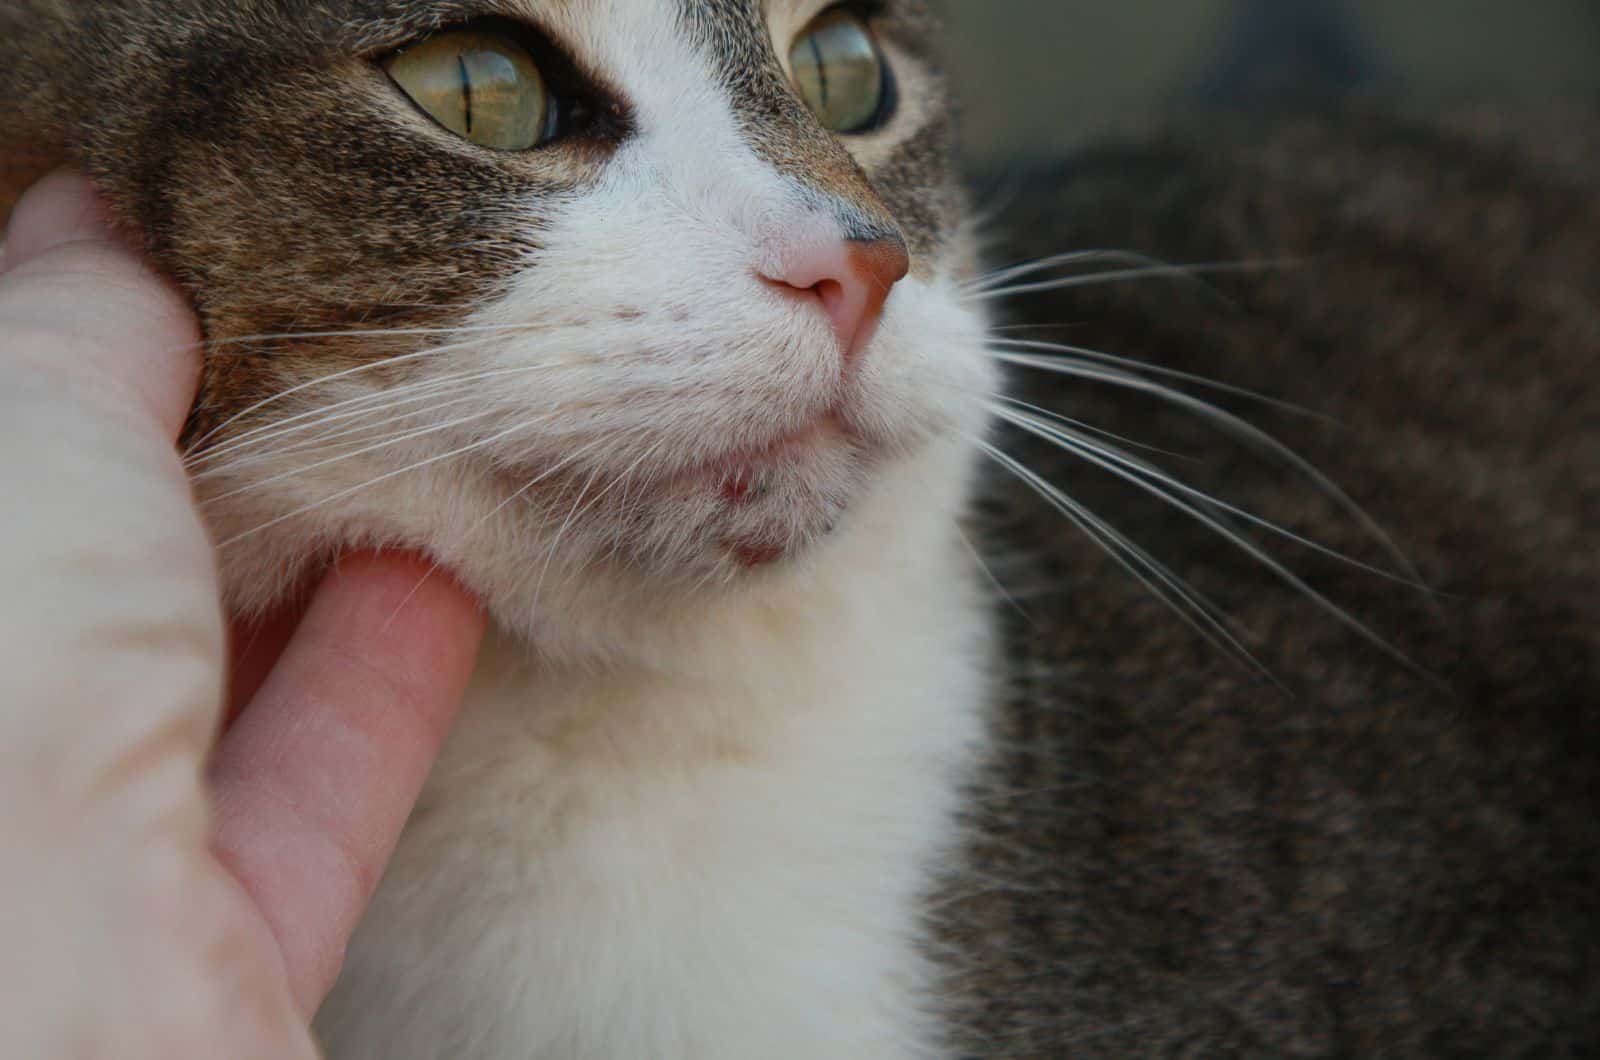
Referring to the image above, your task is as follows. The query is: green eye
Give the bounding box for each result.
[385,30,554,151]
[788,10,889,134]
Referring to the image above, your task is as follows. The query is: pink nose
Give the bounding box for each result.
[763,235,910,362]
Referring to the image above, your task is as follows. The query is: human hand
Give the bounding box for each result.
[0,171,486,1058]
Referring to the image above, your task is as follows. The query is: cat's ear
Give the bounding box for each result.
[0,142,65,229]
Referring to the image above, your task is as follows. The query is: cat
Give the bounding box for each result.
[3,1,1596,1058]
[4,2,993,1056]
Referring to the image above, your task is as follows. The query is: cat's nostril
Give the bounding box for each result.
[811,277,847,326]
[762,234,910,363]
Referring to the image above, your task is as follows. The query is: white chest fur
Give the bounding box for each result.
[315,504,992,1059]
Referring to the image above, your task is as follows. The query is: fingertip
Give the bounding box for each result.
[0,170,202,439]
[316,551,488,738]
[209,552,485,1013]
[324,551,487,645]
[1,170,120,272]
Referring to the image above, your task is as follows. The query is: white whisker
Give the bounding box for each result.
[991,339,1328,419]
[199,319,542,354]
[985,351,1428,592]
[991,401,1411,580]
[189,357,592,471]
[965,259,1295,304]
[993,393,1195,460]
[188,327,548,452]
[214,418,547,548]
[530,455,623,605]
[961,249,1187,294]
[200,399,533,499]
[987,405,1430,677]
[953,516,1031,625]
[192,379,488,474]
[968,433,1269,675]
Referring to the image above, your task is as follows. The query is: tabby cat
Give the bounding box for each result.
[2,0,1595,1056]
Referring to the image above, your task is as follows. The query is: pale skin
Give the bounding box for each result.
[0,171,486,1057]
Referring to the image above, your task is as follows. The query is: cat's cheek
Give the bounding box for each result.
[845,279,999,449]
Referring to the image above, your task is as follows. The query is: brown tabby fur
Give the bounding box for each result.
[939,105,1600,1056]
[0,0,953,454]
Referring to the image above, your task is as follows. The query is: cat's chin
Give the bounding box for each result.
[658,412,866,571]
[204,418,973,674]
[204,386,969,658]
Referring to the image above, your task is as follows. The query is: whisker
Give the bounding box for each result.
[960,173,1029,239]
[199,399,527,498]
[985,352,1429,594]
[198,319,543,354]
[187,327,546,453]
[213,416,573,549]
[968,434,1270,676]
[529,451,637,604]
[991,403,1427,588]
[988,321,1080,333]
[993,393,1196,460]
[966,259,1295,305]
[990,340,1330,420]
[952,516,1032,625]
[987,407,1433,678]
[961,249,1191,294]
[440,434,626,610]
[198,391,490,476]
[188,357,591,470]
[378,562,442,636]
[190,374,489,472]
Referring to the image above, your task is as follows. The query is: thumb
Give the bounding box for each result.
[0,169,200,436]
[0,170,220,809]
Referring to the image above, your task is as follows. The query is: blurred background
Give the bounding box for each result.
[943,0,1600,158]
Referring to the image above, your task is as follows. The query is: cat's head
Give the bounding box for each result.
[3,0,993,652]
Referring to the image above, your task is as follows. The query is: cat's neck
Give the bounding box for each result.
[324,441,995,1060]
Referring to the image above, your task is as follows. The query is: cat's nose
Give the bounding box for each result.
[763,234,910,362]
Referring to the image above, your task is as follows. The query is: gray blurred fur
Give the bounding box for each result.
[938,106,1599,1056]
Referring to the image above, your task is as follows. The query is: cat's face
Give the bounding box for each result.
[15,0,993,645]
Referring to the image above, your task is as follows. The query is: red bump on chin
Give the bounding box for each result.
[735,543,787,569]
[723,468,755,504]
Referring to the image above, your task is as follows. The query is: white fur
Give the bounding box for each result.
[200,2,1001,1055]
[315,437,992,1059]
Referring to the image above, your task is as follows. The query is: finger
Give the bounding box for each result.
[208,552,485,1015]
[225,604,305,731]
[0,169,199,438]
[0,171,219,822]
[1,168,119,266]
[224,568,327,730]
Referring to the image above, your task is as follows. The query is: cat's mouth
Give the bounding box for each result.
[684,412,848,497]
[701,413,855,568]
[476,403,869,580]
[665,409,862,569]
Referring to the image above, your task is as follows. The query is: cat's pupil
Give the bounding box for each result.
[789,10,890,134]
[385,30,553,151]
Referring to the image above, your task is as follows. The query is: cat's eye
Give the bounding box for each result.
[789,9,891,134]
[385,30,555,151]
